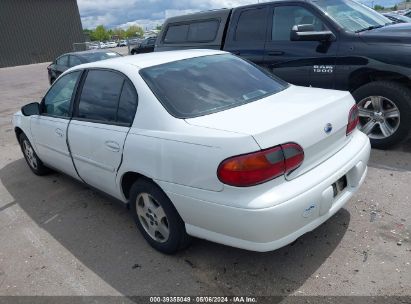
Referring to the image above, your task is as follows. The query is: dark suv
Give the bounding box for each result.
[156,0,411,149]
[130,37,157,55]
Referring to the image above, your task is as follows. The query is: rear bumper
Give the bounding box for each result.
[160,130,371,252]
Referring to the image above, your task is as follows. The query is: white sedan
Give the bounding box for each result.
[12,50,370,253]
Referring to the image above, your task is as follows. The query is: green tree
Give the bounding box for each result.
[374,4,385,10]
[155,24,163,31]
[125,25,144,38]
[112,28,126,39]
[392,4,398,10]
[92,25,109,41]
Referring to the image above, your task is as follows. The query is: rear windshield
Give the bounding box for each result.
[139,54,288,118]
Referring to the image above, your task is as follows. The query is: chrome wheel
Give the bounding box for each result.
[136,193,169,243]
[23,139,38,170]
[357,96,400,139]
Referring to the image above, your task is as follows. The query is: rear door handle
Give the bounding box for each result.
[267,51,284,56]
[105,141,120,152]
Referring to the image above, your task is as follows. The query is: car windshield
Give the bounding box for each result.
[313,0,393,32]
[140,54,288,118]
[81,52,121,62]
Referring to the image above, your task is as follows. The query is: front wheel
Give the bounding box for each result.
[352,81,411,149]
[129,179,191,254]
[19,133,50,175]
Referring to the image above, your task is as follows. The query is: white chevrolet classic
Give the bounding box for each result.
[13,50,370,253]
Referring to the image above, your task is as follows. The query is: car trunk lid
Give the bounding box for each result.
[185,85,355,180]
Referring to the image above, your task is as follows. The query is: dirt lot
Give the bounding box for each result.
[0,54,410,299]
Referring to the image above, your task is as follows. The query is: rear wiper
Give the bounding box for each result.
[355,24,384,33]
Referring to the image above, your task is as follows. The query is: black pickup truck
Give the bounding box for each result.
[155,0,411,149]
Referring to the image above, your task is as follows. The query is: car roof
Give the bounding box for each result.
[60,49,118,57]
[70,49,228,71]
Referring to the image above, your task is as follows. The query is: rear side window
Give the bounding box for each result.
[235,8,267,41]
[164,24,189,43]
[140,54,287,118]
[187,20,219,42]
[69,56,82,67]
[164,20,219,43]
[76,70,137,125]
[117,81,138,125]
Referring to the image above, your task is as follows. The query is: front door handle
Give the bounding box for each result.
[105,141,120,152]
[267,51,284,56]
[55,128,63,137]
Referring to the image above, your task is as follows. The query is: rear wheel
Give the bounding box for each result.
[352,81,411,149]
[19,133,50,175]
[129,179,191,254]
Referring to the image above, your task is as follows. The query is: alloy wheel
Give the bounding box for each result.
[23,140,38,170]
[136,193,170,243]
[357,96,400,139]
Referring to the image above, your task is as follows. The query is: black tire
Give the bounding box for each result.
[19,133,50,175]
[129,179,191,254]
[352,81,411,149]
[131,50,136,55]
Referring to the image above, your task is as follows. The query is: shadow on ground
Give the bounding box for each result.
[369,138,411,172]
[0,158,350,296]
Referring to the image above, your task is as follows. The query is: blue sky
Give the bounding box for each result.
[77,0,404,30]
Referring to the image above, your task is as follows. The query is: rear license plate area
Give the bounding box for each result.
[332,175,347,198]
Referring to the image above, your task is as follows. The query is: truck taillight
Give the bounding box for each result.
[347,104,359,135]
[217,143,304,187]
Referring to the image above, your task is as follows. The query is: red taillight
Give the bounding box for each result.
[217,143,304,187]
[347,104,359,135]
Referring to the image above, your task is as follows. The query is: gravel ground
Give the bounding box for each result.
[0,55,410,299]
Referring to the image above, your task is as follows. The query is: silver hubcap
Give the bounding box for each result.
[23,140,38,169]
[136,193,169,243]
[357,96,400,139]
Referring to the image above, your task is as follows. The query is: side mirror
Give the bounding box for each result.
[290,24,336,42]
[21,102,40,116]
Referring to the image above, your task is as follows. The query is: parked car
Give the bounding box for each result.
[404,10,411,17]
[156,0,411,149]
[118,40,128,47]
[383,13,411,23]
[14,50,370,253]
[99,41,108,49]
[47,50,121,84]
[88,42,100,50]
[107,41,118,48]
[130,37,156,54]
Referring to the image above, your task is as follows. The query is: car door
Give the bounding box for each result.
[263,4,339,88]
[224,5,269,65]
[30,70,82,178]
[55,55,70,77]
[68,69,138,197]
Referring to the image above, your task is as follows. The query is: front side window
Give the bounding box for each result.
[56,55,69,66]
[235,8,267,41]
[312,0,392,32]
[76,70,124,122]
[140,54,287,118]
[272,6,328,41]
[43,71,81,117]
